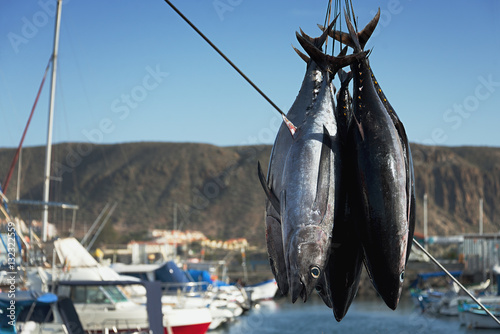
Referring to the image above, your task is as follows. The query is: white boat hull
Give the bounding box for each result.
[245,279,278,302]
[462,308,500,329]
[74,301,150,333]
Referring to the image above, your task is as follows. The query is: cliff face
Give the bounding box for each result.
[411,144,500,236]
[1,142,499,248]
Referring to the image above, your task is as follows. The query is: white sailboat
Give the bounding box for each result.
[8,1,212,333]
[9,0,79,243]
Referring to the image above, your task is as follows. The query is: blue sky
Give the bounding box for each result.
[1,0,499,149]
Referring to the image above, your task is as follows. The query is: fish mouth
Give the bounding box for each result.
[290,277,307,303]
[380,280,403,310]
[365,262,404,310]
[381,289,401,310]
[290,268,321,303]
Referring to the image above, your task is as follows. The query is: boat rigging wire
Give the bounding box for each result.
[2,58,52,193]
[413,238,500,326]
[323,0,333,52]
[163,0,296,130]
[344,0,358,32]
[0,201,10,220]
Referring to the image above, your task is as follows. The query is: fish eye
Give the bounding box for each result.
[400,271,405,282]
[310,266,321,279]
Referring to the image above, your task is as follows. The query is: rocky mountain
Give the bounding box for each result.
[0,142,499,248]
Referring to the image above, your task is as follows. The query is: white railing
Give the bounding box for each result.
[84,318,149,334]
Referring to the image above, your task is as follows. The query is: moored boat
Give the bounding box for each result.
[0,290,85,334]
[27,238,211,334]
[459,303,500,329]
[244,279,278,302]
[112,261,240,330]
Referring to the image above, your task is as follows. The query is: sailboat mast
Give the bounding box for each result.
[42,0,63,242]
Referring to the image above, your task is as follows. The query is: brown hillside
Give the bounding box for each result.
[0,142,499,248]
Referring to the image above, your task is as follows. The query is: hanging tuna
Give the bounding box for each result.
[258,5,415,319]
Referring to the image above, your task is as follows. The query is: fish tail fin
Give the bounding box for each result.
[338,68,352,88]
[299,14,340,50]
[319,8,380,50]
[317,24,356,49]
[357,8,380,49]
[296,32,367,76]
[344,9,362,53]
[292,44,310,63]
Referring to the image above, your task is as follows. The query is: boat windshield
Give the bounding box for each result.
[17,303,54,323]
[102,286,128,303]
[71,286,128,304]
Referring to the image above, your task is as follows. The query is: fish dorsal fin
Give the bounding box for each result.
[292,44,310,63]
[313,126,332,220]
[257,161,280,213]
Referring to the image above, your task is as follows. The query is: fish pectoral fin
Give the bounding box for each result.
[280,190,287,223]
[257,161,280,213]
[313,126,332,219]
[390,117,413,221]
[266,215,289,295]
[351,113,365,142]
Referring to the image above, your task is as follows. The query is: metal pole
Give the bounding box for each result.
[70,208,76,237]
[423,193,428,246]
[173,202,177,231]
[81,202,111,246]
[16,149,21,201]
[42,0,63,242]
[241,246,248,283]
[86,202,117,251]
[173,202,177,259]
[479,198,483,235]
